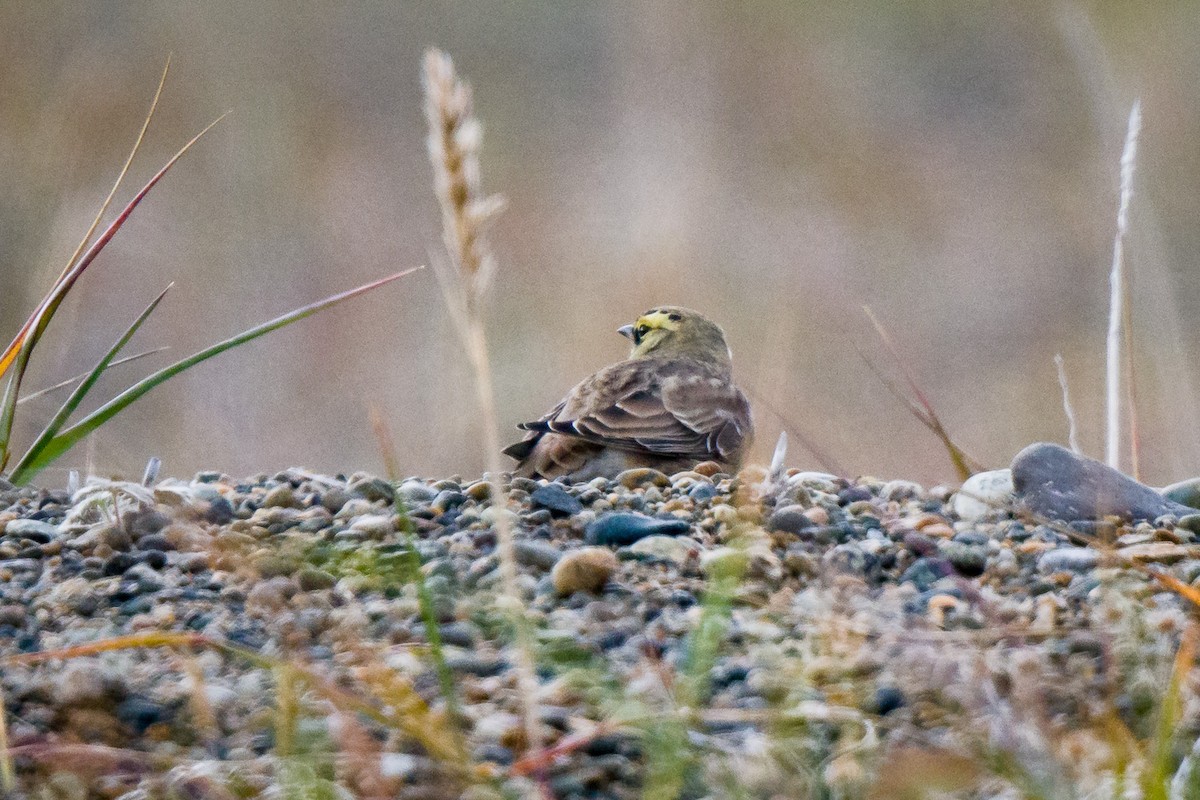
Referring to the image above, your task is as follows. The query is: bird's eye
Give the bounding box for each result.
[636,324,650,338]
[668,313,682,322]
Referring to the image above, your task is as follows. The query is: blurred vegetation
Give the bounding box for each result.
[1,1,1198,485]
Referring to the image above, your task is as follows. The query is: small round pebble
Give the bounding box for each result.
[551,547,619,595]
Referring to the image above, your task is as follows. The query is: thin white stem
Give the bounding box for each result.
[1054,354,1081,455]
[1105,100,1141,469]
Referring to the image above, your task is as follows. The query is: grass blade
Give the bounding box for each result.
[9,286,171,480]
[0,57,170,384]
[1144,623,1197,800]
[18,348,170,405]
[861,305,982,480]
[0,112,227,464]
[9,267,422,484]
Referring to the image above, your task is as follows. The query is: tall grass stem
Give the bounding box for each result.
[1105,100,1141,470]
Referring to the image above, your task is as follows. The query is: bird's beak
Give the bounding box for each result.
[617,324,635,340]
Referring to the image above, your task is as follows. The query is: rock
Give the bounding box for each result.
[767,505,814,535]
[349,476,395,503]
[627,535,696,565]
[939,542,987,577]
[530,484,583,516]
[432,490,468,514]
[263,485,300,508]
[615,468,671,489]
[6,519,59,541]
[398,480,436,505]
[702,546,781,582]
[880,480,924,502]
[1011,443,1192,522]
[865,686,905,715]
[195,496,231,526]
[951,469,1013,523]
[348,514,395,539]
[899,557,953,591]
[551,547,619,594]
[297,568,337,591]
[585,513,690,546]
[1038,547,1100,574]
[513,540,563,570]
[1162,478,1200,510]
[465,481,493,502]
[1118,542,1191,564]
[253,555,301,578]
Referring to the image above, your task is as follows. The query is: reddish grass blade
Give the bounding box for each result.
[861,305,983,480]
[0,112,228,464]
[0,57,172,383]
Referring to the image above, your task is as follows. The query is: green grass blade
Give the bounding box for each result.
[9,286,171,481]
[9,267,422,484]
[18,348,170,405]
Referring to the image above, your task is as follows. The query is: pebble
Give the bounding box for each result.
[1037,547,1100,574]
[513,540,563,570]
[551,547,619,594]
[529,484,583,516]
[767,504,813,535]
[1119,542,1191,564]
[1162,477,1200,509]
[0,457,1194,797]
[615,468,671,489]
[585,513,690,546]
[951,469,1013,522]
[6,518,59,541]
[626,535,696,565]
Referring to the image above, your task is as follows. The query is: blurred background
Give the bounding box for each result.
[1,1,1198,487]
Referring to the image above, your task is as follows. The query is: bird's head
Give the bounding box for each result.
[618,306,732,365]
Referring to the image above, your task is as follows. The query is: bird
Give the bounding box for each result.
[503,306,754,481]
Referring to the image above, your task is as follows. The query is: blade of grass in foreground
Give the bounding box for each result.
[10,286,171,479]
[8,267,422,484]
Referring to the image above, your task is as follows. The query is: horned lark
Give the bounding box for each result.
[503,307,754,481]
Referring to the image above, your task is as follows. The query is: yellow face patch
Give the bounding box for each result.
[632,309,682,345]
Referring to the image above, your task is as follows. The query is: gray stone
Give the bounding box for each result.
[1038,547,1100,574]
[513,540,563,570]
[767,505,813,535]
[530,484,582,516]
[1012,442,1192,522]
[585,513,690,546]
[5,519,58,541]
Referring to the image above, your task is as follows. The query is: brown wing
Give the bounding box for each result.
[514,359,752,464]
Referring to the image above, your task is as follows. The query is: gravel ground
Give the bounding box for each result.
[0,462,1197,799]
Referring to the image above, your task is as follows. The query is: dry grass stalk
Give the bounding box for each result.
[0,686,11,792]
[1053,353,1082,454]
[859,305,983,480]
[740,385,847,476]
[1105,100,1141,471]
[422,47,542,757]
